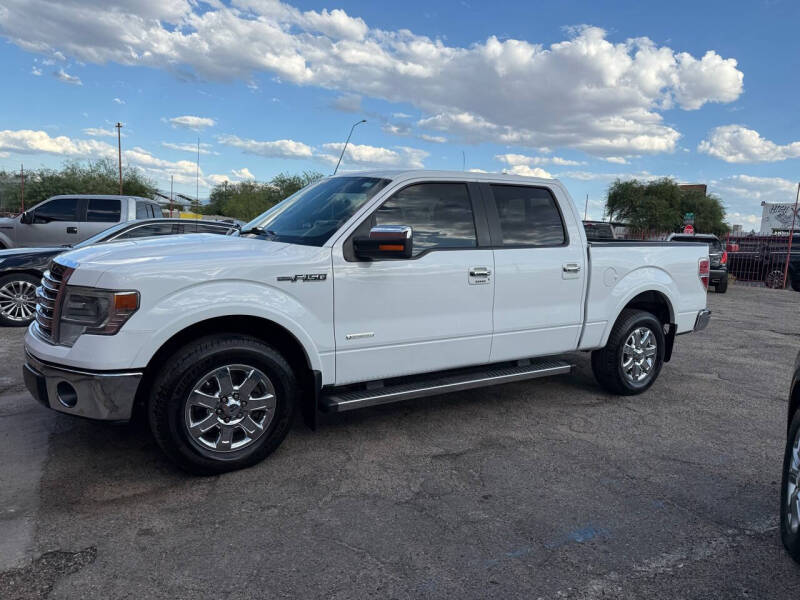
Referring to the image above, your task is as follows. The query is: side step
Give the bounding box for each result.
[320,359,573,413]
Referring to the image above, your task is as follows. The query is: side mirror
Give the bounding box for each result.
[353,225,413,260]
[20,211,33,225]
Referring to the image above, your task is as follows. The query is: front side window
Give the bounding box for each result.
[242,177,389,247]
[87,198,121,223]
[33,198,79,223]
[491,185,566,246]
[373,183,477,256]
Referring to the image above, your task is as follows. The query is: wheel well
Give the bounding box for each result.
[618,290,675,362]
[0,269,44,281]
[134,315,315,419]
[790,380,800,433]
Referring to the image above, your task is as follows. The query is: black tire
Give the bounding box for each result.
[715,275,728,294]
[791,277,800,293]
[781,409,800,564]
[591,309,665,396]
[148,334,297,475]
[0,273,40,326]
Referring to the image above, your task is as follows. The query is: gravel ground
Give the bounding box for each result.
[1,285,799,599]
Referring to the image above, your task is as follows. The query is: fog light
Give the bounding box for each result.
[56,381,78,408]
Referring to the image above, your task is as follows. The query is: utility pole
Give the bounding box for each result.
[462,150,466,171]
[195,137,200,217]
[333,119,366,175]
[115,122,123,194]
[584,193,589,221]
[170,175,174,218]
[20,163,25,213]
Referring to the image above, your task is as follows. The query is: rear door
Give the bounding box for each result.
[16,197,82,247]
[81,198,123,239]
[483,183,586,361]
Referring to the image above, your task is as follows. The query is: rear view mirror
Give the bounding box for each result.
[20,211,33,225]
[353,225,413,260]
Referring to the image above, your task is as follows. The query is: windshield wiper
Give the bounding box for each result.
[240,227,278,238]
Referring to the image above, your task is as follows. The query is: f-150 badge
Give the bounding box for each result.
[277,274,328,282]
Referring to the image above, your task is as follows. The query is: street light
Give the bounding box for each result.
[333,119,366,175]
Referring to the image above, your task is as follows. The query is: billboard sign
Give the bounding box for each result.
[760,202,800,233]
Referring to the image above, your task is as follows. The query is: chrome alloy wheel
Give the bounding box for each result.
[184,364,276,453]
[0,279,37,322]
[786,428,800,535]
[621,326,657,383]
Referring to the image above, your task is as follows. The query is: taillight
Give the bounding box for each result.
[699,258,710,289]
[721,250,728,265]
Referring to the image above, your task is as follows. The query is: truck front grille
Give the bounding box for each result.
[35,261,68,343]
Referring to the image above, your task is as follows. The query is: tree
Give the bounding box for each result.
[605,178,728,235]
[204,171,323,221]
[0,159,157,213]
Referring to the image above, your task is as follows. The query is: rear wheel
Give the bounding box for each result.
[148,334,297,475]
[0,273,39,326]
[781,409,800,564]
[591,309,665,396]
[791,277,800,293]
[765,270,785,289]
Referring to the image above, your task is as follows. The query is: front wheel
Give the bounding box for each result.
[781,409,800,563]
[591,309,665,396]
[765,270,785,289]
[0,273,39,326]
[148,334,297,475]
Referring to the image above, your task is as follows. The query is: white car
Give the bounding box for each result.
[23,170,711,473]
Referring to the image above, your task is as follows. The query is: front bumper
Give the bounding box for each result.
[23,350,142,421]
[694,309,712,333]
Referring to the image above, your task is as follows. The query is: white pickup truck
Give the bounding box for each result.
[23,171,711,473]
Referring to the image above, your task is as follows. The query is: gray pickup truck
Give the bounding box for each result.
[0,194,164,248]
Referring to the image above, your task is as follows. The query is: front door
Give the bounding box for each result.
[17,197,82,247]
[332,181,494,386]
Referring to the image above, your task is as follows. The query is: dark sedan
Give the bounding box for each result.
[782,351,800,563]
[0,218,236,326]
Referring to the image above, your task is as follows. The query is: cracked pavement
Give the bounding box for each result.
[1,285,799,598]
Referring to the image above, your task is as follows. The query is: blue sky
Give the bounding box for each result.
[0,0,799,226]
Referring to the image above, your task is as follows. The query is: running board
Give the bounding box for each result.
[320,359,573,413]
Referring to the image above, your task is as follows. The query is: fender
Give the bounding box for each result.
[598,266,677,348]
[0,230,15,249]
[129,279,332,379]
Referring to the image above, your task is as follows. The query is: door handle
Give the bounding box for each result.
[66,226,78,234]
[469,267,491,277]
[563,263,581,273]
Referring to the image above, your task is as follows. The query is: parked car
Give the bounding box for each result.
[0,218,236,326]
[668,233,728,293]
[781,350,800,563]
[0,195,165,249]
[726,234,800,291]
[23,170,710,474]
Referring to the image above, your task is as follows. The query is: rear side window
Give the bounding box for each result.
[374,183,477,256]
[195,223,232,235]
[136,201,149,219]
[87,198,121,222]
[491,185,566,246]
[117,223,180,239]
[33,198,79,223]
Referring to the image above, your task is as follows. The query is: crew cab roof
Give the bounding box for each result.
[329,169,561,187]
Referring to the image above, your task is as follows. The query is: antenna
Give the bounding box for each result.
[461,150,466,171]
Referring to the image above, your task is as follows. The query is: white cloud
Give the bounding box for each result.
[320,142,428,168]
[54,68,81,85]
[31,66,41,76]
[419,133,447,143]
[83,127,117,137]
[698,125,800,163]
[710,174,798,229]
[558,170,666,182]
[604,156,629,164]
[0,129,113,156]
[496,153,583,168]
[0,2,744,157]
[232,167,255,179]
[218,134,313,158]
[330,93,362,113]
[168,115,216,131]
[113,97,125,104]
[162,141,214,154]
[502,165,553,179]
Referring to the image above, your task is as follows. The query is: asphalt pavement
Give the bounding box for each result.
[1,285,799,599]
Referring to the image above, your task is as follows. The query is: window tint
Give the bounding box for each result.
[117,223,179,239]
[33,198,79,222]
[86,198,121,223]
[491,185,566,246]
[374,183,476,256]
[136,201,150,219]
[195,223,232,235]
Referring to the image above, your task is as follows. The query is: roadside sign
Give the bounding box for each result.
[684,212,695,225]
[684,224,695,234]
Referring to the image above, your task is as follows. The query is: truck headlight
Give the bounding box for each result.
[58,286,139,346]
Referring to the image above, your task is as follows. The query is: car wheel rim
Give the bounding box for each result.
[621,326,657,384]
[183,364,276,454]
[766,270,784,288]
[786,428,800,535]
[0,280,37,322]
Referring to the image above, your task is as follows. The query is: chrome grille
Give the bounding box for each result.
[34,261,67,342]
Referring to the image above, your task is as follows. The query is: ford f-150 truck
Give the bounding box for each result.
[23,171,711,474]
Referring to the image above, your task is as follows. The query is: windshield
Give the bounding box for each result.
[241,177,390,246]
[73,221,135,249]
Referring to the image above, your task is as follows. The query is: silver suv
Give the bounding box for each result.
[0,195,163,248]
